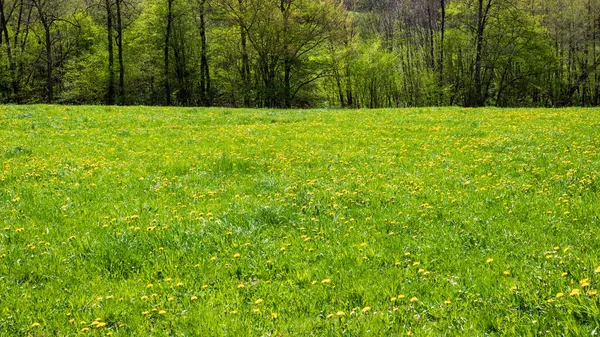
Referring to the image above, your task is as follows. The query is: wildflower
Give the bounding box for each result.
[31,322,40,328]
[486,258,494,264]
[580,279,590,288]
[254,299,263,304]
[503,271,511,276]
[588,290,598,297]
[158,310,166,315]
[81,328,90,332]
[361,306,371,312]
[191,296,198,301]
[336,311,345,317]
[326,313,334,319]
[321,278,331,284]
[595,266,600,273]
[444,300,451,305]
[570,289,581,296]
[233,253,240,258]
[410,297,418,302]
[271,313,278,318]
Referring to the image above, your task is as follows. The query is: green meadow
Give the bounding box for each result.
[1,105,599,336]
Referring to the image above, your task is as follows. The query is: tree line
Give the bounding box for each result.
[1,0,599,108]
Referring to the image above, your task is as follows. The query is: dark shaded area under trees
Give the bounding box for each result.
[1,0,600,108]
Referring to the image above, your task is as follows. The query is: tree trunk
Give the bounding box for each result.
[42,18,53,103]
[116,0,124,104]
[164,0,174,105]
[439,0,445,88]
[474,0,485,107]
[199,0,210,105]
[281,0,291,108]
[0,0,18,100]
[239,0,250,107]
[105,0,115,105]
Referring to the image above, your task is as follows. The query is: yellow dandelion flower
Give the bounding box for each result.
[191,296,198,301]
[96,322,107,328]
[570,289,581,296]
[588,290,598,297]
[233,253,240,258]
[31,322,40,327]
[141,311,149,315]
[326,314,334,319]
[168,297,174,301]
[503,271,511,276]
[176,282,183,287]
[81,328,90,332]
[321,278,331,284]
[561,272,568,277]
[397,294,405,299]
[486,258,494,264]
[595,266,600,273]
[410,297,418,302]
[158,310,166,315]
[336,311,345,317]
[229,310,238,315]
[254,299,263,304]
[271,313,278,318]
[140,296,148,300]
[444,300,451,305]
[580,279,590,288]
[146,284,153,288]
[361,306,371,312]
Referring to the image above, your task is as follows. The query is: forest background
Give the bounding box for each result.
[1,0,599,108]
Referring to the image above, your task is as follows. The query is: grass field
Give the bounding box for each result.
[1,105,600,336]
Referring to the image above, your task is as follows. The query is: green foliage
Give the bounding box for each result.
[1,0,600,107]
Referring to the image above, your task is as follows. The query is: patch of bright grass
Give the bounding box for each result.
[1,105,599,336]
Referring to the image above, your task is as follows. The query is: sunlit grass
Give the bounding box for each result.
[1,105,599,336]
